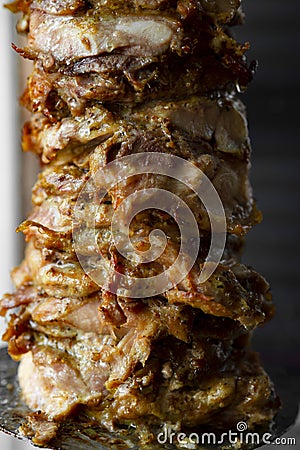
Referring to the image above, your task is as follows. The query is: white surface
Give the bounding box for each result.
[0,5,23,450]
[0,434,34,450]
[0,7,19,334]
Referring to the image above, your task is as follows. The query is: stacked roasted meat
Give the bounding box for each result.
[1,0,279,446]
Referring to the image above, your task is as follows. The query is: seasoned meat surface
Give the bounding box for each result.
[28,11,183,62]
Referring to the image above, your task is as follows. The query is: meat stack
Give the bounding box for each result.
[1,0,279,446]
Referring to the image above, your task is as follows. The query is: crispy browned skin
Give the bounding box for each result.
[1,0,279,446]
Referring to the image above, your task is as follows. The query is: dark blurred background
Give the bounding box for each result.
[236,0,300,372]
[234,2,300,433]
[235,2,300,444]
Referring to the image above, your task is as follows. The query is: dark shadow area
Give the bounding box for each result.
[235,0,300,417]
